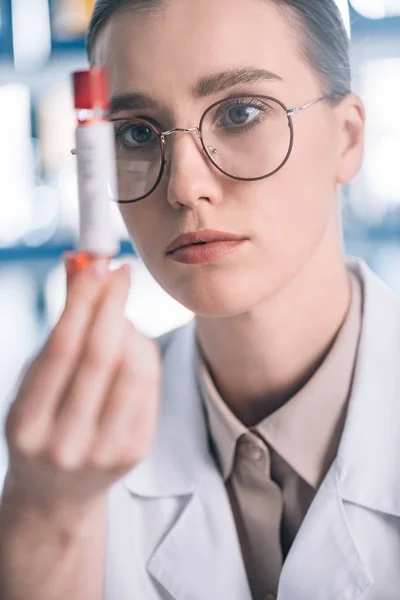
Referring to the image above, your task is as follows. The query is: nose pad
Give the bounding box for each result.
[207,146,218,156]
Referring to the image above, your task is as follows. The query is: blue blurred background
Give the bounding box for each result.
[0,0,399,465]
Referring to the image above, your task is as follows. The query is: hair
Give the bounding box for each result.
[87,0,351,100]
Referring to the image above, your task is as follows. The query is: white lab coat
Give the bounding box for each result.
[1,257,400,599]
[104,258,400,600]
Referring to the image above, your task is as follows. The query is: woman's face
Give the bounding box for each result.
[95,0,364,317]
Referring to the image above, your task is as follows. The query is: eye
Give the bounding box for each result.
[215,98,269,129]
[223,104,260,126]
[114,121,157,148]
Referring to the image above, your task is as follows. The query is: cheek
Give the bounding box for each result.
[230,124,339,300]
[261,127,337,245]
[118,204,159,261]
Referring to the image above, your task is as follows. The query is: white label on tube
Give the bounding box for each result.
[75,121,120,256]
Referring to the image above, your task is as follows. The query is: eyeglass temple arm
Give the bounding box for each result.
[286,95,329,116]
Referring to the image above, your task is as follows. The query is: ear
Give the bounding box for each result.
[334,93,365,184]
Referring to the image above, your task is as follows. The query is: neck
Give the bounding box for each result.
[195,223,352,427]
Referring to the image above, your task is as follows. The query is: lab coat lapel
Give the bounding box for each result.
[279,258,400,600]
[147,473,252,600]
[336,260,400,516]
[123,321,252,600]
[277,463,373,600]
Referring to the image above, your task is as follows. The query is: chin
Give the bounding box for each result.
[159,267,274,318]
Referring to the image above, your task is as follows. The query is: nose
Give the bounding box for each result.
[162,128,223,211]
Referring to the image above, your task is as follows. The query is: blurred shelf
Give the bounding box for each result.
[0,240,135,261]
[0,2,399,60]
[349,5,400,35]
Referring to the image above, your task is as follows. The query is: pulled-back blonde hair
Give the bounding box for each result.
[87,0,351,101]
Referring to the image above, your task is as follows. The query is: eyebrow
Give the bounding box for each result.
[193,67,283,97]
[109,67,283,116]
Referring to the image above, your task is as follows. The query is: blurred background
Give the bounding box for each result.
[0,0,399,465]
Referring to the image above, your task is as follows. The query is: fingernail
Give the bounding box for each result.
[88,259,110,278]
[119,263,132,284]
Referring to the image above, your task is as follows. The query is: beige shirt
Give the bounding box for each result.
[195,272,363,600]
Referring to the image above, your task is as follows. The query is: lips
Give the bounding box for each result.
[166,230,247,254]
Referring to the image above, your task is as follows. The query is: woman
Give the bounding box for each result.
[1,1,399,599]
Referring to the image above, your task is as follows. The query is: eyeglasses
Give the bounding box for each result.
[72,94,332,203]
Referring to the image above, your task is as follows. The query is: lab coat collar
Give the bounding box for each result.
[336,258,400,516]
[277,257,400,600]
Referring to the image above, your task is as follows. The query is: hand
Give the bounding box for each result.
[3,259,161,516]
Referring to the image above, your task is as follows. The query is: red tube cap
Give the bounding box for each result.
[73,68,110,110]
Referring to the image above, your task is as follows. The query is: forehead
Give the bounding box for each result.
[95,0,318,104]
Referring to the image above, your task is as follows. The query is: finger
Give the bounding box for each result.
[7,259,110,453]
[89,329,160,470]
[64,252,110,288]
[47,265,132,468]
[15,258,110,410]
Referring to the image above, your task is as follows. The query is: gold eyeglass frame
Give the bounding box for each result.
[72,94,332,203]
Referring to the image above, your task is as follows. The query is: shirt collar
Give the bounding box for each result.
[196,271,363,488]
